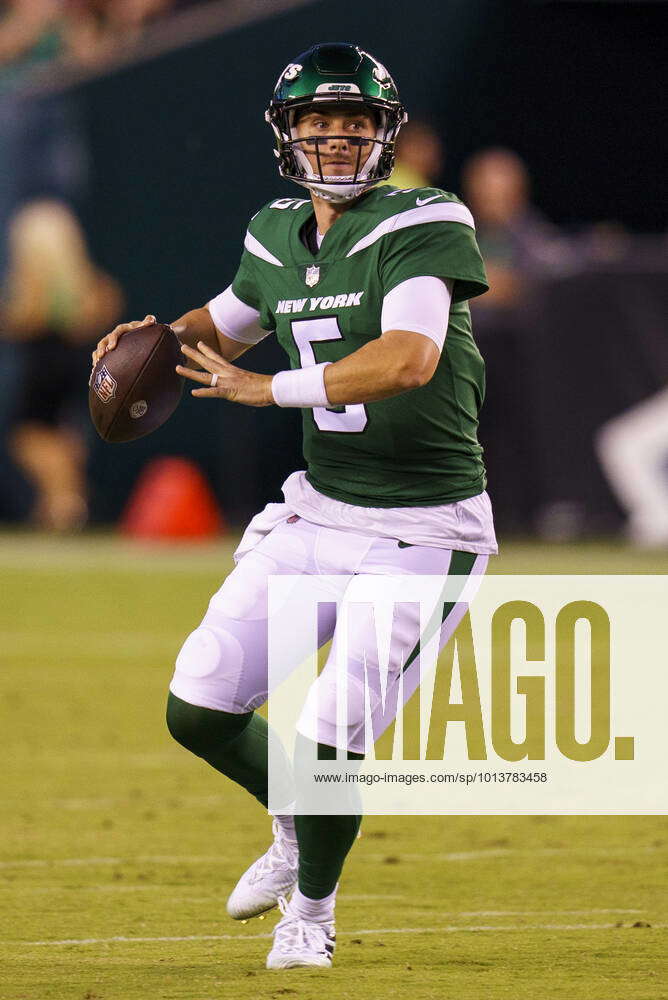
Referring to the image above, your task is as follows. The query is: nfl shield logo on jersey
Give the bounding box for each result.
[305,265,320,288]
[93,364,117,403]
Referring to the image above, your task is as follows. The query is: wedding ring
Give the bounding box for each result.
[210,373,219,387]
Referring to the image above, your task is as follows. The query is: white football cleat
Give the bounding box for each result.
[226,818,298,920]
[266,895,336,970]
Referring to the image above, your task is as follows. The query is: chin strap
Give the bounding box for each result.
[294,178,376,203]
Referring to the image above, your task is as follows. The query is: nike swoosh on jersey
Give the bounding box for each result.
[415,194,444,206]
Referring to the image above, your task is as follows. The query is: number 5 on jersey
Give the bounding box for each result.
[291,317,368,433]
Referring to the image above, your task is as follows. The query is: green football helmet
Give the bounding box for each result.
[266,42,407,203]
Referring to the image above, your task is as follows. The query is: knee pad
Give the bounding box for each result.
[170,623,255,712]
[175,625,244,680]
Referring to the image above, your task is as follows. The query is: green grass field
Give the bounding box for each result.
[2,533,667,1000]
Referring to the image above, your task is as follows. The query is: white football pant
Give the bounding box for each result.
[170,515,487,754]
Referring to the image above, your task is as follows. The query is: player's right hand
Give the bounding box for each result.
[91,315,156,366]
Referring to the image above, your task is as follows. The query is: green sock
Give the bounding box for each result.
[166,692,270,807]
[294,740,363,899]
[295,812,362,898]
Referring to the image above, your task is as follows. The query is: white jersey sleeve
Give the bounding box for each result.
[207,286,273,345]
[380,275,453,351]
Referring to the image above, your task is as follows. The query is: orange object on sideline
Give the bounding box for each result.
[121,457,225,539]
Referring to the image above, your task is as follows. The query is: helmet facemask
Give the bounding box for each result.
[267,96,406,203]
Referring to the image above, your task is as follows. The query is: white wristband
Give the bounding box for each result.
[272,362,331,408]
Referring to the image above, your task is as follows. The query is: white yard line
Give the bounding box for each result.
[457,908,644,916]
[14,922,666,948]
[1,845,664,870]
[11,887,646,915]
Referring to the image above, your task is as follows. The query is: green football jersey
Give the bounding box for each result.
[231,185,489,507]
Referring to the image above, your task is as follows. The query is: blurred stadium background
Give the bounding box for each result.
[0,0,666,539]
[1,1,667,998]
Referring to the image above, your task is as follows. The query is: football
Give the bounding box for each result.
[89,323,183,443]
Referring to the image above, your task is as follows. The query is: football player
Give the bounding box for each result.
[93,42,497,970]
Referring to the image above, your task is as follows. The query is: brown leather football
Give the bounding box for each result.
[89,323,183,443]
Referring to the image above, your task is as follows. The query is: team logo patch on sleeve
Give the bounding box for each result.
[305,265,320,288]
[92,365,117,403]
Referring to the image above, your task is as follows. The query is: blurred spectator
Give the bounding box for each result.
[460,148,576,533]
[0,1,87,245]
[1,199,123,530]
[0,2,90,524]
[0,0,181,78]
[462,147,573,312]
[0,0,62,90]
[391,119,445,190]
[0,0,185,527]
[63,0,177,68]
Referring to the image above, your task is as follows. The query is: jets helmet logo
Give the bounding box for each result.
[93,364,117,403]
[282,62,302,82]
[305,265,320,288]
[372,63,392,89]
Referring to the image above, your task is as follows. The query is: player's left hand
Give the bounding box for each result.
[176,342,274,407]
